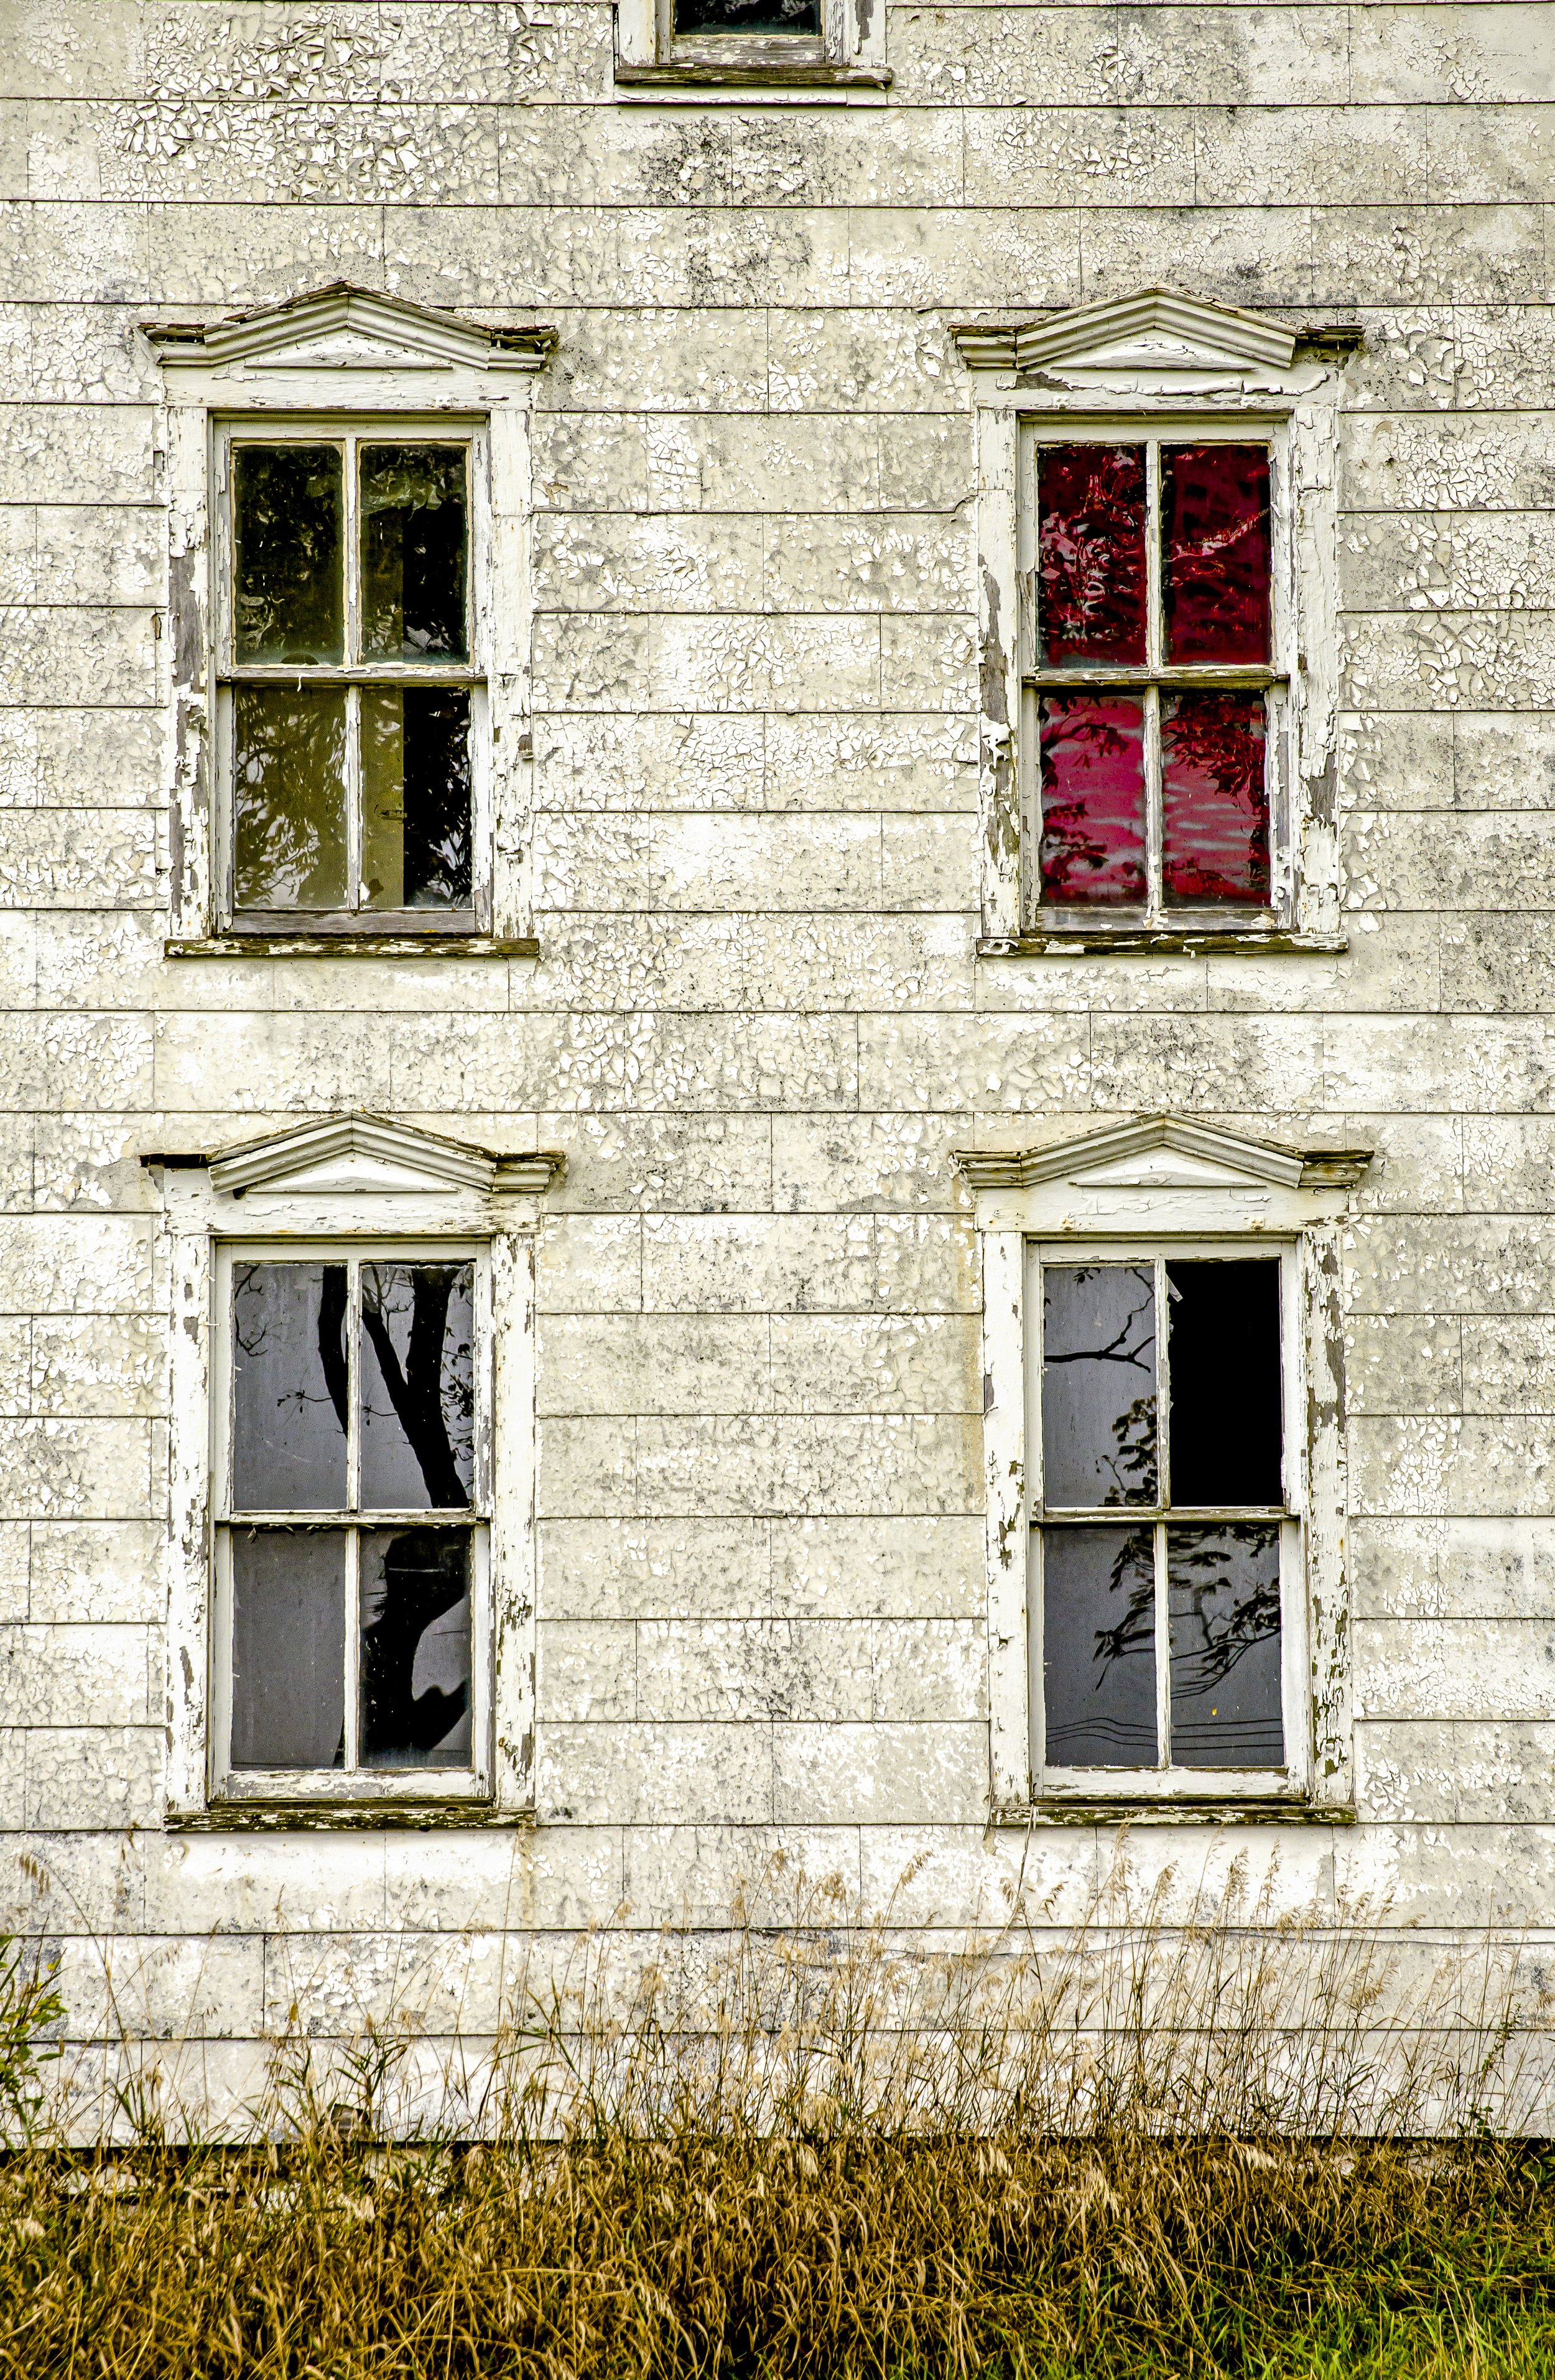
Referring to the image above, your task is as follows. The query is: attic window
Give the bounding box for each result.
[614,0,887,96]
[1031,433,1281,921]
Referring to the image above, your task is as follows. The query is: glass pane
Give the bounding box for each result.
[1042,1264,1158,1507]
[231,444,343,665]
[1036,444,1148,665]
[360,1263,475,1510]
[1168,1524,1283,1768]
[359,1527,472,1769]
[361,689,473,911]
[1162,692,1270,907]
[360,445,468,662]
[231,1263,348,1511]
[1166,1259,1283,1507]
[675,0,821,29]
[1039,692,1147,907]
[1161,444,1270,663]
[230,1527,346,1769]
[1043,1525,1158,1767]
[233,686,348,911]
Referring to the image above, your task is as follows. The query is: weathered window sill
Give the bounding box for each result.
[615,58,890,99]
[165,934,539,960]
[978,931,1348,960]
[993,1798,1353,1828]
[168,1802,531,1834]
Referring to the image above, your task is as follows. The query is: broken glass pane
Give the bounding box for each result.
[675,0,821,30]
[233,686,348,911]
[1168,1523,1283,1767]
[360,445,468,662]
[1161,444,1270,663]
[1161,691,1270,907]
[1043,1525,1158,1767]
[232,444,343,665]
[231,1263,348,1511]
[1039,692,1148,907]
[1166,1259,1283,1507]
[360,1263,475,1510]
[358,1527,472,1769]
[1042,1264,1158,1507]
[230,1527,346,1768]
[361,689,473,911]
[1037,444,1148,665]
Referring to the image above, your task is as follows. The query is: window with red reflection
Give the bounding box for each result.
[1031,435,1275,921]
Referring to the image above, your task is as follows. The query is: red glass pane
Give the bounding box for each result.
[1037,445,1148,664]
[1161,692,1269,906]
[1039,693,1147,907]
[1162,445,1270,662]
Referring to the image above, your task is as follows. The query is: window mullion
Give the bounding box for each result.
[346,684,362,912]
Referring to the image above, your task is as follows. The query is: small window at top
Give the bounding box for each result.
[675,0,820,26]
[1031,439,1276,921]
[223,432,478,931]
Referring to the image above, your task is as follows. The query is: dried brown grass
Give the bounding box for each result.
[2,1846,1554,2378]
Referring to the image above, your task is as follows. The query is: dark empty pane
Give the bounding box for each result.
[233,686,348,911]
[1042,1265,1158,1507]
[230,1528,345,1768]
[360,1263,475,1510]
[359,1527,471,1769]
[675,0,820,30]
[1039,692,1147,907]
[1162,691,1270,906]
[231,1264,348,1510]
[361,688,473,911]
[1037,445,1148,665]
[1162,444,1270,664]
[1043,1525,1158,1767]
[232,444,343,664]
[1168,1524,1283,1767]
[360,445,468,661]
[1166,1260,1283,1507]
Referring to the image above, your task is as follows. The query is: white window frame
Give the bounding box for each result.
[154,1114,562,1825]
[952,291,1359,959]
[955,1117,1369,1821]
[1027,1237,1306,1803]
[212,417,493,938]
[210,1238,494,1810]
[614,0,888,101]
[145,286,555,959]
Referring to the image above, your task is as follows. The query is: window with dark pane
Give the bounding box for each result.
[1037,1253,1287,1778]
[1030,432,1275,924]
[223,430,477,927]
[675,0,820,30]
[221,1253,480,1786]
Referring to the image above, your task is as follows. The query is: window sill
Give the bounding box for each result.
[166,933,539,960]
[993,1797,1353,1828]
[978,930,1348,960]
[615,56,890,100]
[170,1801,528,1833]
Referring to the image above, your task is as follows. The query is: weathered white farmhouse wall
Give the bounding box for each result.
[1,0,1554,2098]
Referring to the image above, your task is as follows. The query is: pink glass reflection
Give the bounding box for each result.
[1040,693,1148,907]
[1162,692,1269,906]
[1037,445,1148,665]
[1162,445,1270,662]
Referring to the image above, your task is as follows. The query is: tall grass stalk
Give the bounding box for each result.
[2,1844,1554,2377]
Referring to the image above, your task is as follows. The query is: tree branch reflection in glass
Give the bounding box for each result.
[1042,1526,1157,1767]
[1041,1265,1158,1507]
[1167,1524,1283,1767]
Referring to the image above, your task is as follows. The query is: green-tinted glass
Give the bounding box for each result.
[233,686,348,911]
[361,687,472,911]
[360,445,468,661]
[232,445,344,664]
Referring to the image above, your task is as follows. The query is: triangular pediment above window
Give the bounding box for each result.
[203,1113,563,1199]
[950,288,1354,391]
[953,1117,1370,1195]
[144,281,557,379]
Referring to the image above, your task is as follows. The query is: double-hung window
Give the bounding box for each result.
[211,1242,491,1801]
[1028,434,1281,923]
[1030,1247,1300,1790]
[218,425,485,932]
